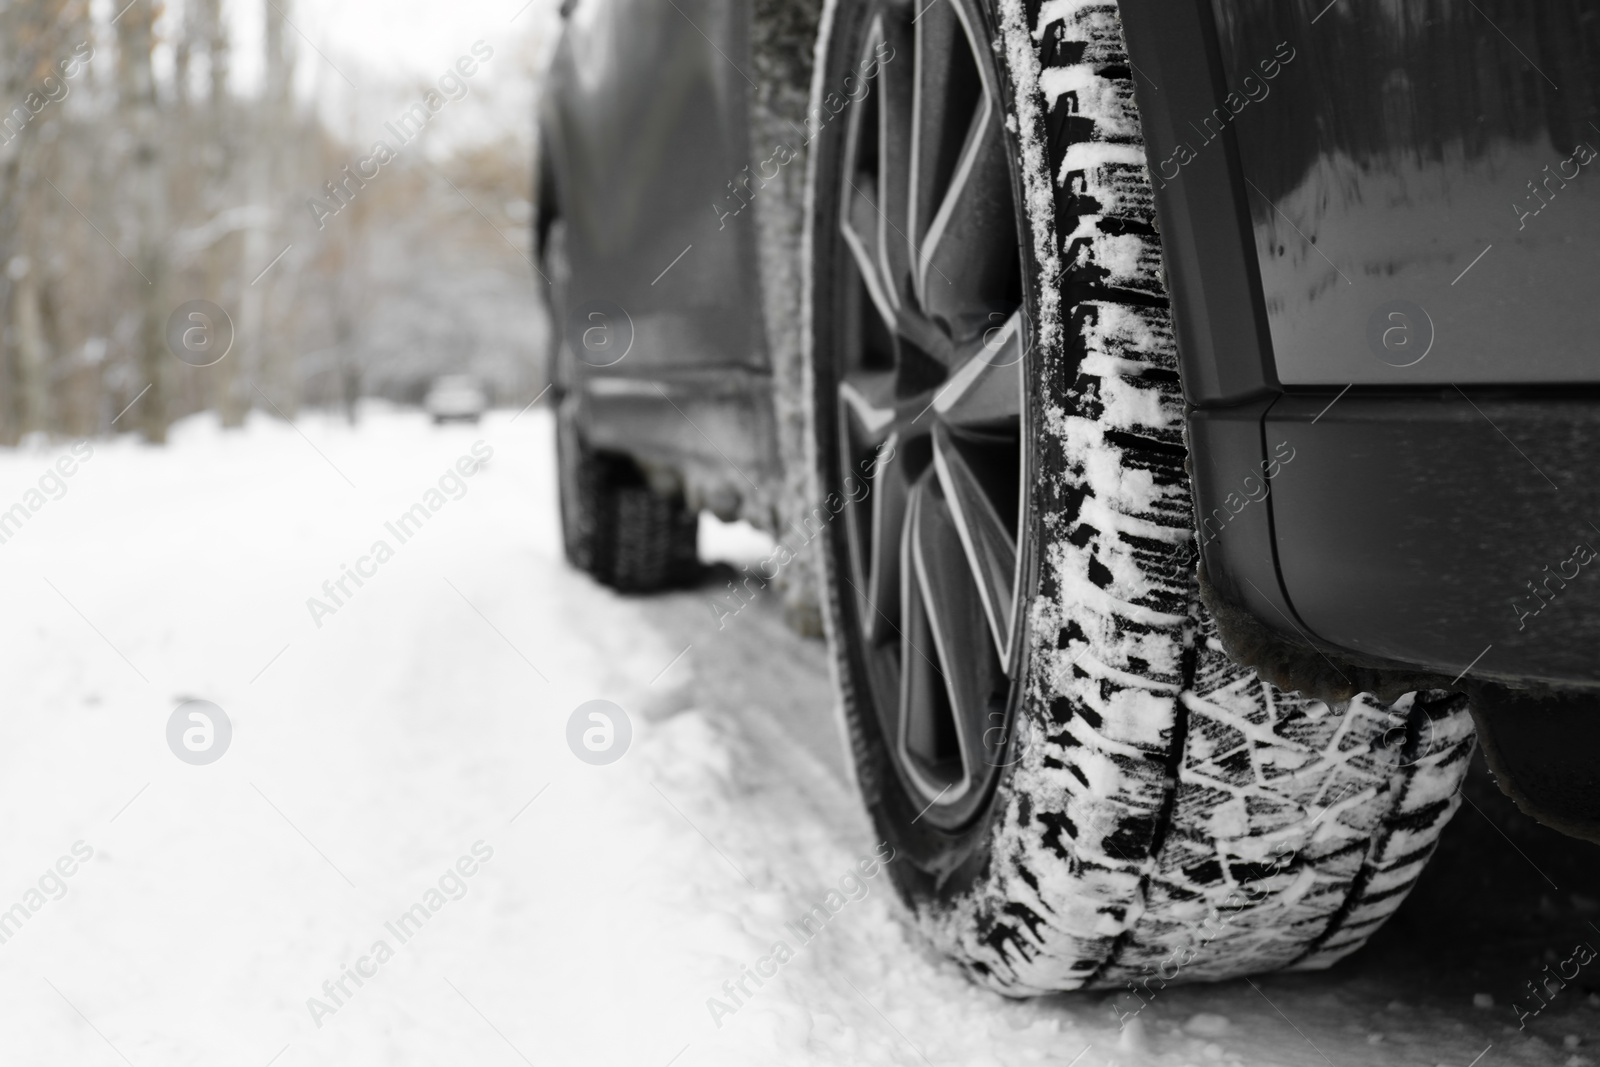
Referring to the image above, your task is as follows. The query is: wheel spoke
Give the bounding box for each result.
[908,0,983,308]
[841,175,899,336]
[898,491,958,797]
[932,424,1017,665]
[840,373,898,443]
[840,407,908,646]
[840,17,902,337]
[919,99,1015,336]
[933,309,1024,426]
[907,475,1005,794]
[864,433,910,643]
[841,379,894,637]
[874,13,916,310]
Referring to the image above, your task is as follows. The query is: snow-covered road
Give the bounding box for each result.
[0,407,1595,1067]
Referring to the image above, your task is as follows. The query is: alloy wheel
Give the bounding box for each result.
[831,0,1027,830]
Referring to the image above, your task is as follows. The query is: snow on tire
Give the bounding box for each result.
[805,0,1477,995]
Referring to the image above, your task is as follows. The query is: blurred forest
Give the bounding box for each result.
[0,0,551,446]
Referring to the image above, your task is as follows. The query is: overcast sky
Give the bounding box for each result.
[93,0,561,149]
[235,0,554,88]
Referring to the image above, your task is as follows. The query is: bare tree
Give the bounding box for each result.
[116,0,171,442]
[0,0,88,442]
[0,0,545,442]
[233,0,298,423]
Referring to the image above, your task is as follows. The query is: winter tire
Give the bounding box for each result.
[556,403,699,593]
[805,0,1477,992]
[547,218,699,593]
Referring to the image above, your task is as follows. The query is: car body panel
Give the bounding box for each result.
[539,0,781,517]
[1183,401,1296,640]
[1267,392,1600,687]
[1116,0,1276,409]
[544,0,1600,691]
[1125,0,1600,691]
[1211,0,1600,387]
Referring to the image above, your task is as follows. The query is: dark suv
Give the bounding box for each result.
[536,0,1600,992]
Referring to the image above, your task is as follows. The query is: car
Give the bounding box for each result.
[423,375,488,424]
[535,0,1600,992]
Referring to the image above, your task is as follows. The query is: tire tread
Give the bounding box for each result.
[823,0,1477,994]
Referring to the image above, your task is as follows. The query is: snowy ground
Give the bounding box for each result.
[0,405,1597,1067]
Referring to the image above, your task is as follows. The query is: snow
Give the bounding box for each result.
[0,405,1094,1067]
[0,404,1591,1066]
[700,513,779,571]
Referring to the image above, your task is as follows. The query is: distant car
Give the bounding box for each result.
[424,376,487,424]
[537,0,1600,994]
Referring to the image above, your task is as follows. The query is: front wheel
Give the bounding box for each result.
[805,0,1476,992]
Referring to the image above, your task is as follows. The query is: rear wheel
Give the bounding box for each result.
[556,399,699,592]
[546,221,699,593]
[806,0,1476,992]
